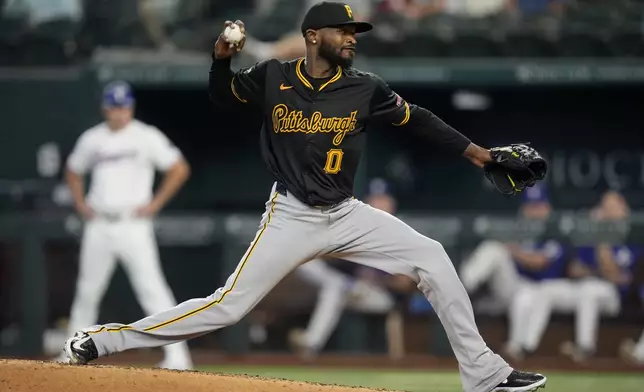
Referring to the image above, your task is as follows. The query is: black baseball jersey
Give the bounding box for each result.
[209,57,471,206]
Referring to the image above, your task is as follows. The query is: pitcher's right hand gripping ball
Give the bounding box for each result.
[214,20,246,59]
[484,143,548,196]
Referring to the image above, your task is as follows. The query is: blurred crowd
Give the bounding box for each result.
[1,0,644,66]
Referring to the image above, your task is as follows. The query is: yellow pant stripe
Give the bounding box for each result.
[87,325,133,335]
[140,192,279,332]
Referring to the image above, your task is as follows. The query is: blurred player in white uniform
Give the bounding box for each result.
[460,185,578,359]
[619,257,644,365]
[58,80,193,369]
[460,185,559,314]
[560,191,636,362]
[288,178,398,358]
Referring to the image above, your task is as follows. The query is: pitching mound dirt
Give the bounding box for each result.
[0,359,397,392]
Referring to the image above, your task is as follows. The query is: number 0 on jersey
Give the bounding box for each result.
[324,148,344,174]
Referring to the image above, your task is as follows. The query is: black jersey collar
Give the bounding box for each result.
[295,58,343,91]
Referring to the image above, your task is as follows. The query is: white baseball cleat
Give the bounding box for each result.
[62,331,98,365]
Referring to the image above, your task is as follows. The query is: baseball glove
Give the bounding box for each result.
[484,143,548,196]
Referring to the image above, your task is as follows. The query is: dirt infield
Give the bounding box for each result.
[0,360,397,392]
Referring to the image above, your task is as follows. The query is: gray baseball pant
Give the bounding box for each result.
[86,182,512,392]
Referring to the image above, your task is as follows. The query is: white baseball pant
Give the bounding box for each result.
[67,215,192,367]
[508,277,620,353]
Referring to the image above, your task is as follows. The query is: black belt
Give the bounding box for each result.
[275,180,351,210]
[276,180,288,197]
[96,212,129,222]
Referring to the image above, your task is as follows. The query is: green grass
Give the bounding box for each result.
[200,365,643,392]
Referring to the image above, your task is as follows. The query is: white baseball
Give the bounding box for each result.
[223,24,244,45]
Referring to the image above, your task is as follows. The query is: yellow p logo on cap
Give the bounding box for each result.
[344,4,353,18]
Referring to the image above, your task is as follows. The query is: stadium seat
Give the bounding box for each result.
[556,31,611,57]
[399,33,447,58]
[446,33,501,57]
[0,14,28,66]
[606,2,644,57]
[563,0,621,24]
[608,32,644,57]
[500,32,557,58]
[357,34,403,58]
[248,0,302,41]
[20,19,80,65]
[0,41,21,66]
[82,0,154,48]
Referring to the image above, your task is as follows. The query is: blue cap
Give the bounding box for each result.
[368,178,389,196]
[521,183,549,204]
[102,80,135,107]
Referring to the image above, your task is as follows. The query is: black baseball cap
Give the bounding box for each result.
[301,2,373,36]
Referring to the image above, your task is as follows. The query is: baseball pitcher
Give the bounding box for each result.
[61,3,548,391]
[59,81,193,370]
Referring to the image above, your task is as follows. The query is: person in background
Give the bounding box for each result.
[376,0,444,21]
[507,0,568,17]
[503,229,574,359]
[56,80,193,370]
[352,178,416,303]
[460,184,559,315]
[443,0,510,18]
[2,0,83,27]
[288,178,403,359]
[619,251,644,366]
[350,178,417,359]
[560,190,639,362]
[138,0,180,51]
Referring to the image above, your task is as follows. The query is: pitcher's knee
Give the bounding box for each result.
[416,237,447,257]
[216,305,246,326]
[202,290,251,326]
[414,238,459,276]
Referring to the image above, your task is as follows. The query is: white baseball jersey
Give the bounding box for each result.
[67,119,181,214]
